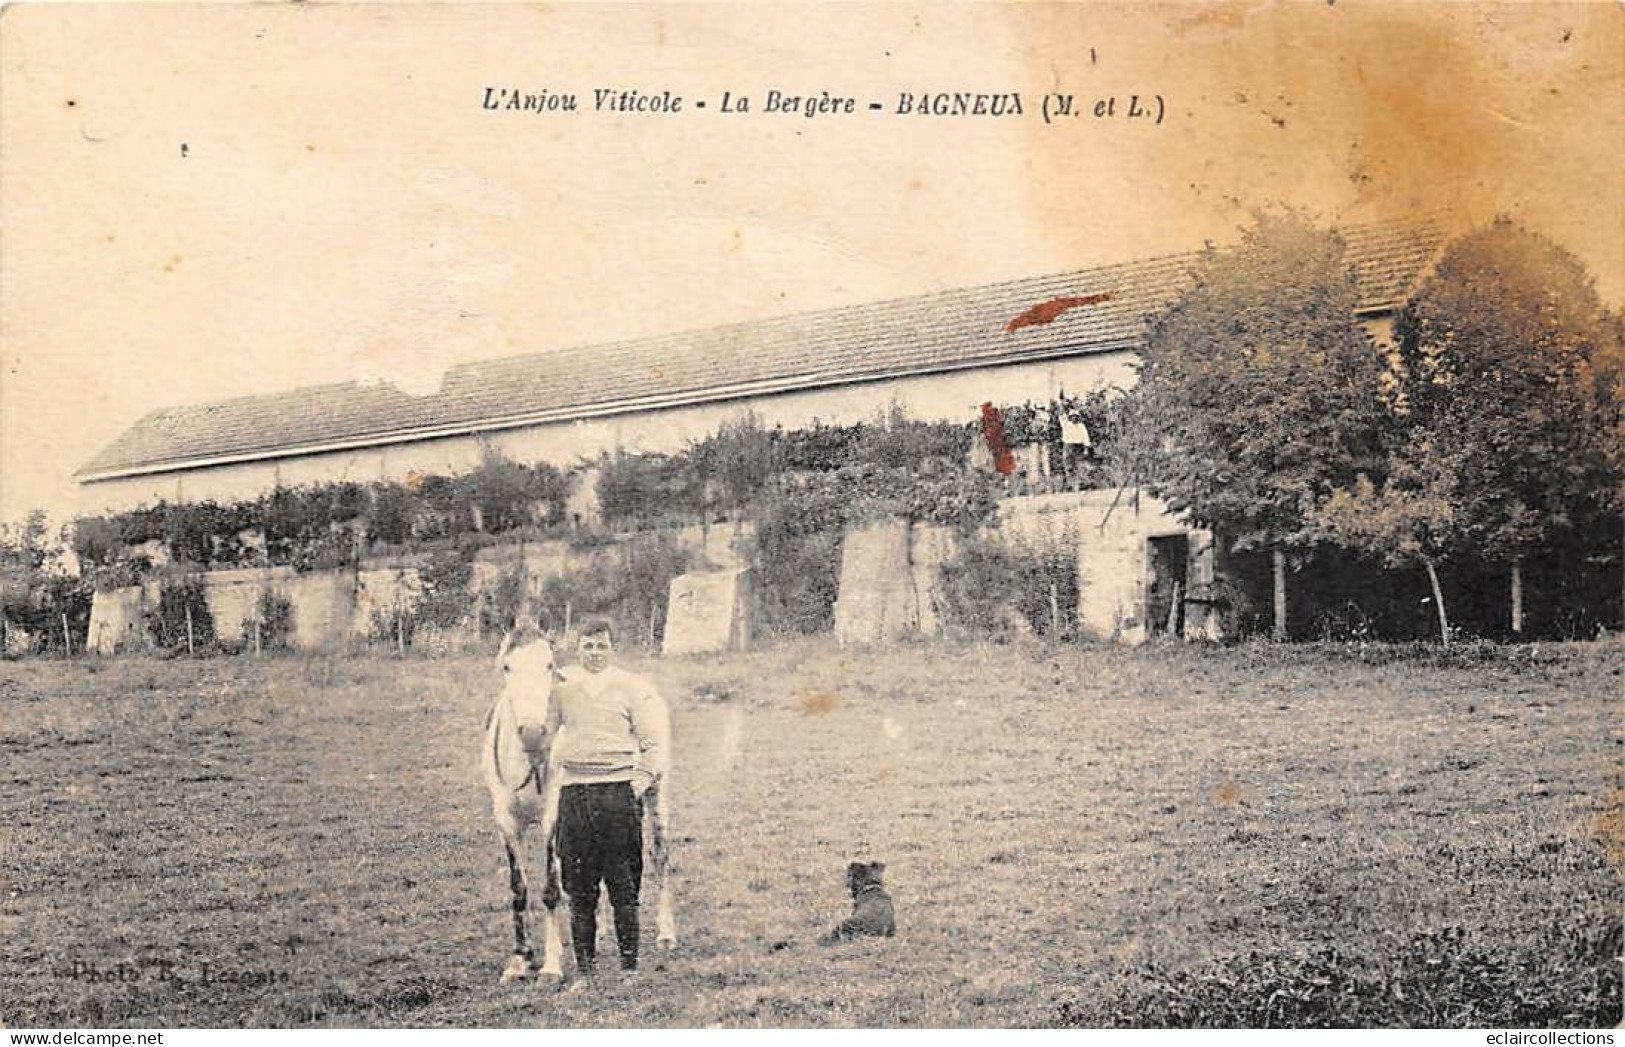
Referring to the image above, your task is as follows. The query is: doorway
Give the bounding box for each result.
[1146,534,1190,638]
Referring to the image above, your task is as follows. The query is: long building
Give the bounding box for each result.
[76,221,1444,514]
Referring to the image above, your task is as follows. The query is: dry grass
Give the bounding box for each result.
[1,638,1619,1027]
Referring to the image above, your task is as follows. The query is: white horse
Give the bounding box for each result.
[481,624,676,984]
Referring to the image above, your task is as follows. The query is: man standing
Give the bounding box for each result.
[553,617,669,978]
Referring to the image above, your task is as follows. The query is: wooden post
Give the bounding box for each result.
[1510,560,1524,637]
[1423,556,1451,649]
[1049,582,1061,640]
[1271,548,1288,642]
[564,601,572,635]
[396,595,405,654]
[1166,582,1183,637]
[62,612,72,657]
[185,603,195,656]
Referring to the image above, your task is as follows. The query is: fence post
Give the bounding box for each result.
[185,603,195,656]
[62,612,72,657]
[1049,582,1061,641]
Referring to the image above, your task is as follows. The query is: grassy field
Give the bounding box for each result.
[1,638,1620,1028]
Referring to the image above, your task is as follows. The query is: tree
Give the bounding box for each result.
[1387,218,1624,635]
[1312,469,1460,645]
[1136,214,1391,639]
[455,448,571,533]
[689,411,780,515]
[365,482,417,546]
[0,512,90,654]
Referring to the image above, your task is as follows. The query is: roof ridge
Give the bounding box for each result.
[447,216,1440,376]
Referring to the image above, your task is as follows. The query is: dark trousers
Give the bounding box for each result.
[557,781,643,970]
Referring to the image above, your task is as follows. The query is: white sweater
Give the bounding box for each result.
[553,664,670,787]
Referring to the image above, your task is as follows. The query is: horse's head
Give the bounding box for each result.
[498,628,563,753]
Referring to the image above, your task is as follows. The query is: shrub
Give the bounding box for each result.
[688,411,780,514]
[415,553,475,629]
[290,528,358,573]
[476,561,528,637]
[596,452,701,527]
[70,515,125,568]
[859,406,975,470]
[752,491,847,636]
[938,523,1079,640]
[454,449,571,533]
[936,532,1025,639]
[366,483,416,546]
[537,534,691,649]
[1,513,92,654]
[242,589,294,651]
[114,504,168,546]
[776,420,865,471]
[624,532,696,644]
[369,606,416,649]
[152,576,215,652]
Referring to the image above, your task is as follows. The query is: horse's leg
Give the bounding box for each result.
[535,779,566,982]
[646,783,677,950]
[499,829,533,983]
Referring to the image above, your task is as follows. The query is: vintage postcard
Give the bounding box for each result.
[1,1,1620,1033]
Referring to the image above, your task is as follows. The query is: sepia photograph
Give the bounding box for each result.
[1,0,1621,1032]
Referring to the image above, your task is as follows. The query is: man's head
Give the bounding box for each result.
[578,617,615,674]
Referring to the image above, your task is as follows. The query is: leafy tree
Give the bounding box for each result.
[777,419,865,471]
[70,514,125,568]
[365,482,417,546]
[862,401,974,469]
[595,451,700,526]
[163,502,215,566]
[455,448,571,533]
[1388,218,1624,635]
[152,575,215,652]
[689,411,781,514]
[1313,472,1460,645]
[2,512,91,654]
[1136,214,1390,639]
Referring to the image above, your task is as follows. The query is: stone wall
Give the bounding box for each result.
[282,571,357,651]
[666,521,756,569]
[87,585,147,654]
[1001,489,1214,643]
[201,566,297,645]
[834,521,929,645]
[82,493,1217,655]
[908,525,955,638]
[354,563,424,639]
[827,492,1216,647]
[662,568,754,656]
[84,518,765,656]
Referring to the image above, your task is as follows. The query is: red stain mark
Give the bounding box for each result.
[1005,293,1112,334]
[980,403,1016,476]
[799,691,841,715]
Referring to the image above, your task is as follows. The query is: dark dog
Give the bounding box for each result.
[819,861,895,944]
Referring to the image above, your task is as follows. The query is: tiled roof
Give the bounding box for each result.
[78,220,1444,481]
